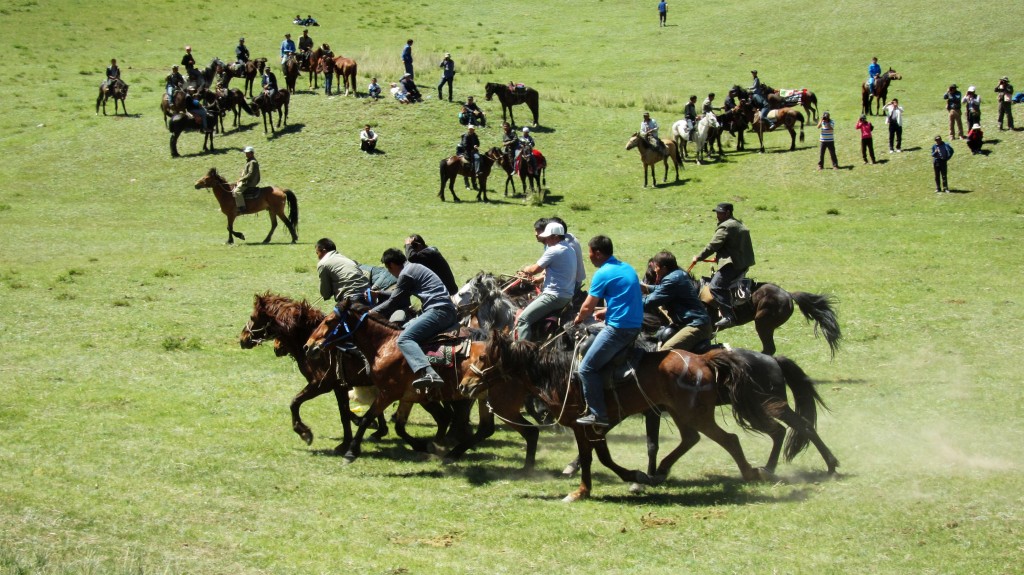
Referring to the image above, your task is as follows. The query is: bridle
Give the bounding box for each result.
[242,318,273,345]
[315,303,369,350]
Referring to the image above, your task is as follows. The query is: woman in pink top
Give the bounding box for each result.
[855,114,876,164]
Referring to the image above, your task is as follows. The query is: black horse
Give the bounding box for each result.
[485,82,539,127]
[168,113,213,157]
[251,90,290,134]
[95,79,129,116]
[862,69,901,116]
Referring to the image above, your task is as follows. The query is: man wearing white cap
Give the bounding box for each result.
[234,146,260,214]
[438,53,455,102]
[963,86,981,130]
[514,221,577,342]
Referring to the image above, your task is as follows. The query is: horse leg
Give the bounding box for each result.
[289,381,336,445]
[592,437,652,488]
[331,385,356,453]
[564,428,594,502]
[661,157,668,183]
[651,424,701,484]
[262,208,278,244]
[754,318,778,356]
[227,214,245,244]
[692,412,764,482]
[339,404,377,463]
[776,408,840,474]
[628,409,662,494]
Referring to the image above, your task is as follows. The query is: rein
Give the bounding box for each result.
[318,306,369,349]
[243,319,272,345]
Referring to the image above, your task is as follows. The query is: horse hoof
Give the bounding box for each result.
[628,482,646,494]
[562,462,580,476]
[300,431,313,446]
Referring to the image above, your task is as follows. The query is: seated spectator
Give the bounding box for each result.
[360,124,378,153]
[458,95,486,127]
[966,123,984,154]
[390,82,410,104]
[367,77,382,100]
[400,73,423,103]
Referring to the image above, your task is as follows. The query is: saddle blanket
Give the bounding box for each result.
[779,88,808,105]
[425,342,461,368]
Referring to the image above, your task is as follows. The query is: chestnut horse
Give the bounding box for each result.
[438,152,494,202]
[243,58,266,97]
[484,82,539,127]
[862,68,901,116]
[303,299,496,463]
[282,55,300,93]
[331,56,358,96]
[96,79,128,115]
[251,90,290,134]
[735,99,805,153]
[239,292,390,450]
[625,133,681,187]
[458,330,772,501]
[193,168,298,244]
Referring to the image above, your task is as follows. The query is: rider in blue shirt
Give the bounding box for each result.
[868,57,881,91]
[280,33,296,65]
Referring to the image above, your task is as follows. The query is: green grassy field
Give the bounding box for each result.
[1,1,1023,573]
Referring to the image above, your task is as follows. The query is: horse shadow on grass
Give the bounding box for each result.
[267,122,305,139]
[178,147,232,159]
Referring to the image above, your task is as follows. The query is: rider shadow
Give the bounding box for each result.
[269,122,305,139]
[179,147,231,159]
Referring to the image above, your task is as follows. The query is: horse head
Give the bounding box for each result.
[303,298,372,360]
[457,328,507,398]
[194,167,223,189]
[625,132,643,150]
[484,83,498,101]
[240,292,280,348]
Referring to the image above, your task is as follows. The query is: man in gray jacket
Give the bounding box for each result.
[316,238,370,304]
[691,202,755,330]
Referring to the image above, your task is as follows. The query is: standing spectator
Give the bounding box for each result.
[514,222,577,342]
[702,92,718,115]
[855,114,876,164]
[944,84,964,140]
[359,124,378,153]
[994,76,1014,130]
[573,235,644,427]
[963,86,981,130]
[966,123,984,155]
[315,238,371,304]
[658,1,667,26]
[883,98,903,153]
[405,235,459,295]
[867,57,882,92]
[401,39,414,78]
[280,33,295,66]
[322,47,334,96]
[816,111,838,170]
[367,77,382,100]
[438,53,455,102]
[931,135,954,193]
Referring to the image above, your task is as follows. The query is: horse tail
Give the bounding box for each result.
[791,291,842,358]
[285,189,299,233]
[796,110,805,142]
[706,349,775,434]
[775,355,828,462]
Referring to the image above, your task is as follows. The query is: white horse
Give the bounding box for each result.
[672,115,720,164]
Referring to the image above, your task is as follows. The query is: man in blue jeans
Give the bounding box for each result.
[573,235,644,427]
[371,248,457,391]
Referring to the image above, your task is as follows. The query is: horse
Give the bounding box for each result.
[242,58,266,98]
[514,147,547,196]
[212,87,256,131]
[251,90,290,134]
[711,108,747,152]
[168,111,214,157]
[192,168,298,244]
[96,79,128,115]
[160,90,188,126]
[671,115,719,164]
[438,151,494,203]
[190,58,224,91]
[625,132,681,187]
[457,330,772,501]
[239,292,392,450]
[303,48,324,90]
[331,56,358,96]
[282,55,300,93]
[735,99,805,153]
[862,68,901,116]
[688,268,841,357]
[485,147,521,197]
[302,298,497,464]
[484,82,539,127]
[765,84,820,122]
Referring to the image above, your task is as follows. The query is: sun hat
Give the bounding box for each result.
[967,86,976,92]
[538,222,565,238]
[243,146,254,153]
[445,52,451,57]
[522,127,530,133]
[971,124,981,130]
[712,202,733,213]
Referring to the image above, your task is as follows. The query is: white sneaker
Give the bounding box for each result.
[888,149,894,154]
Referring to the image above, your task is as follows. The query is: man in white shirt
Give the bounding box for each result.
[514,221,577,342]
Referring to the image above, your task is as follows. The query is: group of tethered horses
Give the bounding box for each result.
[241,262,842,501]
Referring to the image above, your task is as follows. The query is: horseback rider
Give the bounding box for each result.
[235,37,249,67]
[261,67,278,98]
[749,69,773,129]
[370,248,458,392]
[514,221,577,342]
[458,126,481,175]
[316,238,371,304]
[280,33,296,67]
[181,45,197,87]
[516,127,536,173]
[641,112,666,154]
[702,92,719,115]
[405,234,459,296]
[233,146,260,214]
[102,58,120,92]
[682,97,698,140]
[642,250,712,351]
[298,29,314,67]
[166,65,185,98]
[459,95,485,127]
[691,202,755,331]
[184,86,209,133]
[501,121,519,165]
[867,57,881,92]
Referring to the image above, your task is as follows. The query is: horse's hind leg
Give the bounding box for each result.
[776,408,839,474]
[262,211,278,244]
[754,319,780,356]
[693,414,764,482]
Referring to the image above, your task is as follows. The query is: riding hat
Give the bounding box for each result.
[712,202,734,213]
[1001,76,1009,82]
[522,127,530,133]
[243,146,255,153]
[972,124,981,130]
[967,86,976,92]
[750,70,757,74]
[538,222,565,238]
[445,52,451,58]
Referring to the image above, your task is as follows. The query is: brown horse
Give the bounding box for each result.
[251,90,290,134]
[240,292,392,450]
[625,133,681,187]
[302,48,324,90]
[458,330,772,501]
[302,299,496,463]
[439,152,494,202]
[331,56,358,96]
[484,82,539,127]
[96,79,128,115]
[862,68,901,116]
[735,99,805,153]
[193,168,298,244]
[242,58,266,98]
[160,90,188,126]
[765,84,820,122]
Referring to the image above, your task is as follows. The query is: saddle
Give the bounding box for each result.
[779,88,807,105]
[509,83,527,95]
[423,324,477,368]
[240,186,270,200]
[575,324,645,390]
[698,274,754,308]
[765,109,781,121]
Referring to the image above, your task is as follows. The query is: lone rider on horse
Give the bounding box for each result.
[691,202,755,331]
[641,112,666,154]
[750,69,774,129]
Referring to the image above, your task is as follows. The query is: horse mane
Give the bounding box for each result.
[489,330,575,401]
[254,291,326,351]
[206,167,225,182]
[343,300,406,331]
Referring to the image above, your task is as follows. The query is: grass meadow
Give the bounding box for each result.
[1,0,1023,573]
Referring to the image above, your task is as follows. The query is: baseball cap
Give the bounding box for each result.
[712,202,734,213]
[538,222,565,238]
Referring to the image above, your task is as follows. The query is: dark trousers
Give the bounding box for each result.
[404,61,414,78]
[998,101,1014,129]
[659,11,666,25]
[361,140,376,153]
[709,264,746,320]
[967,139,982,154]
[860,137,876,163]
[437,76,453,101]
[818,141,838,168]
[933,160,948,191]
[888,123,902,150]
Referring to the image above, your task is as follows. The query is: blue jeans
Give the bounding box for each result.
[515,293,570,342]
[578,326,640,420]
[324,74,332,95]
[396,305,456,374]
